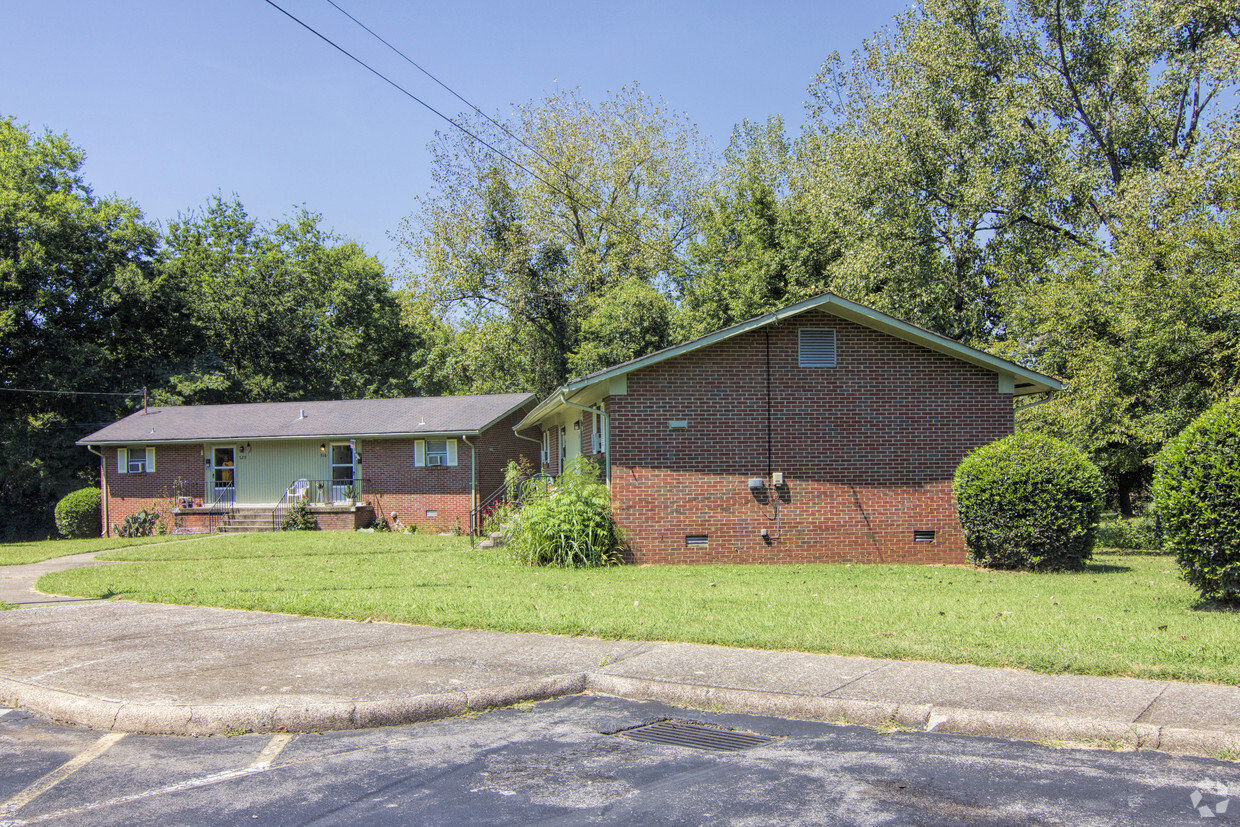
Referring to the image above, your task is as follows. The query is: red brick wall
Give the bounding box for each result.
[102,445,206,536]
[474,408,540,502]
[358,437,472,533]
[608,310,1014,565]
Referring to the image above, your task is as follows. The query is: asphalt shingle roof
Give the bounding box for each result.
[77,394,535,445]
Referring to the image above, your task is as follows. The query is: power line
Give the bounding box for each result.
[263,0,673,266]
[263,0,559,195]
[0,388,142,397]
[323,0,569,184]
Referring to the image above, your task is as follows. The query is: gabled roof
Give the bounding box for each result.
[78,393,535,446]
[516,292,1062,430]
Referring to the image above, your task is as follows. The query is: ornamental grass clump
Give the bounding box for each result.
[55,488,101,539]
[1153,397,1240,606]
[953,433,1105,571]
[505,459,620,567]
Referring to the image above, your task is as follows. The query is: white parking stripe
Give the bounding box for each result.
[0,732,126,820]
[249,733,295,770]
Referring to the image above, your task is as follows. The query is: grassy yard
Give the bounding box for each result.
[36,532,1240,686]
[0,535,215,567]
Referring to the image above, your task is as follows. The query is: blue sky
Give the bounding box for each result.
[3,1,909,270]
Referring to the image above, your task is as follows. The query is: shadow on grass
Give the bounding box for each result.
[1095,548,1171,557]
[1082,563,1133,573]
[1188,598,1240,614]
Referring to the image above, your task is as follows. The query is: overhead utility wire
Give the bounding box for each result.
[264,0,664,261]
[0,388,142,397]
[322,0,569,183]
[263,0,565,201]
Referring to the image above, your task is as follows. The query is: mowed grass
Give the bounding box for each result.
[0,535,214,567]
[37,532,1240,685]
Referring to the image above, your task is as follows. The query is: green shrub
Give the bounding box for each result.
[1153,397,1240,605]
[115,509,158,538]
[1095,512,1161,550]
[281,498,318,531]
[953,433,1105,571]
[505,459,620,567]
[54,488,101,538]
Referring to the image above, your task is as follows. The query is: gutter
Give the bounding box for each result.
[86,445,107,537]
[461,434,476,540]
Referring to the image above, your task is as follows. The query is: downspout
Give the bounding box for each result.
[558,393,610,486]
[87,445,107,537]
[461,434,476,541]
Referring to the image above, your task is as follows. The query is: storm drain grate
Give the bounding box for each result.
[616,719,776,752]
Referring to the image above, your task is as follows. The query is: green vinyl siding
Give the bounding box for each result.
[235,439,333,504]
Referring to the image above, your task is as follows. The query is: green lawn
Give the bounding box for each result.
[36,532,1240,685]
[0,535,215,567]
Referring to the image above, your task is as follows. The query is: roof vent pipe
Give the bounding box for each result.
[298,409,305,420]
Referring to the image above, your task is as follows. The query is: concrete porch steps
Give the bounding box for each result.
[219,508,283,534]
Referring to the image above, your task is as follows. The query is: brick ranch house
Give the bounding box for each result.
[77,394,536,535]
[516,293,1062,565]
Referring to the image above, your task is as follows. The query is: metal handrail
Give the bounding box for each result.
[272,478,371,531]
[204,482,236,534]
[471,479,517,537]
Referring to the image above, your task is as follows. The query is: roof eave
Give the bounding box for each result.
[515,293,1062,430]
[75,429,488,447]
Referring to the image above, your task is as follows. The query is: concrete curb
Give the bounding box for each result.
[4,668,1239,759]
[583,674,1240,759]
[0,673,589,737]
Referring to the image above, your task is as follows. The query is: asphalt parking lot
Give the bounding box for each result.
[2,695,1236,825]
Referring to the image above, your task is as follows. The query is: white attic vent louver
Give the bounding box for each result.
[799,329,837,367]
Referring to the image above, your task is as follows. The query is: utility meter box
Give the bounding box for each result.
[771,472,784,486]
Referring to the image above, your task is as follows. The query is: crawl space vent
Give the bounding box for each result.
[799,329,837,367]
[685,534,709,548]
[913,529,936,542]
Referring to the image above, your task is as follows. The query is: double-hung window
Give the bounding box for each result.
[414,438,457,467]
[118,447,155,474]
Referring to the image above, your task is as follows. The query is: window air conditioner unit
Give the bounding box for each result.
[427,455,442,466]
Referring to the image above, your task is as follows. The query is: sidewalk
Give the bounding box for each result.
[1,559,1238,758]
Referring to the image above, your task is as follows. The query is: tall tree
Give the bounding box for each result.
[678,117,840,338]
[0,118,160,538]
[397,85,712,393]
[160,196,415,404]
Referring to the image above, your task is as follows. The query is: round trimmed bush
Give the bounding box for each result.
[54,488,101,539]
[1153,397,1240,605]
[953,433,1105,571]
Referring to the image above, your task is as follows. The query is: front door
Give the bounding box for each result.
[330,443,354,503]
[213,447,236,504]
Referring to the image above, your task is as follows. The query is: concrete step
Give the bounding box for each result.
[219,525,277,534]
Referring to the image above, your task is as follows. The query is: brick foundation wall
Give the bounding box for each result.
[608,310,1014,565]
[102,445,206,536]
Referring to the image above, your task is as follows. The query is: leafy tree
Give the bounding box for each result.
[0,117,160,538]
[397,86,713,393]
[678,117,839,338]
[569,278,674,379]
[159,196,415,404]
[800,0,1239,345]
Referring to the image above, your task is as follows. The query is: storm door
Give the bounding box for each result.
[330,443,355,502]
[213,447,236,504]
